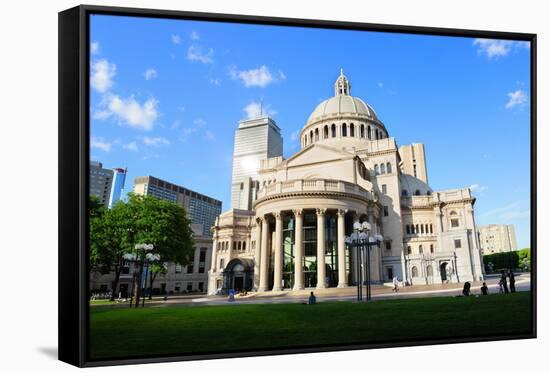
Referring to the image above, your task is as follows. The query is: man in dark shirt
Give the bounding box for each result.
[500,270,509,293]
[508,270,516,293]
[481,282,488,295]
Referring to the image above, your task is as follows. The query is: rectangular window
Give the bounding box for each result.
[385,241,391,251]
[383,206,389,216]
[186,282,193,291]
[175,264,182,273]
[198,282,204,292]
[381,184,387,194]
[454,239,462,249]
[451,218,459,228]
[220,258,225,269]
[187,264,194,274]
[199,248,207,273]
[387,267,394,280]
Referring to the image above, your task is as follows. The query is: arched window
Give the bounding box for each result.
[450,210,457,215]
[368,125,372,139]
[411,225,415,234]
[323,125,329,139]
[412,266,418,277]
[430,244,434,253]
[407,246,412,254]
[350,123,355,137]
[242,242,246,251]
[375,129,379,139]
[360,124,365,138]
[304,136,307,146]
[420,224,424,234]
[237,241,242,251]
[427,190,432,196]
[380,163,385,174]
[406,225,410,235]
[427,265,433,276]
[415,190,421,196]
[310,130,313,143]
[342,123,347,137]
[425,224,429,234]
[386,162,392,173]
[430,224,433,234]
[401,190,408,197]
[415,224,419,233]
[331,124,336,137]
[374,164,379,175]
[419,245,423,254]
[315,128,319,141]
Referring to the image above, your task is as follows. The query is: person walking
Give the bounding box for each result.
[392,276,399,292]
[462,281,471,296]
[500,270,509,293]
[508,270,516,293]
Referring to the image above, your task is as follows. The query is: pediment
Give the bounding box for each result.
[283,144,354,168]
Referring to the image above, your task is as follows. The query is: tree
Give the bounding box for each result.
[148,262,168,299]
[89,193,195,303]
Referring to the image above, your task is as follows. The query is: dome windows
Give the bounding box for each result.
[342,123,348,137]
[323,125,329,139]
[350,123,355,137]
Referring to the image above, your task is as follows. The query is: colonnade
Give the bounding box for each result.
[255,208,372,292]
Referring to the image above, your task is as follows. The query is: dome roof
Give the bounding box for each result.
[306,70,381,124]
[400,174,432,196]
[308,95,379,123]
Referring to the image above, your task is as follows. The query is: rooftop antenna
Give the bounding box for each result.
[260,98,264,117]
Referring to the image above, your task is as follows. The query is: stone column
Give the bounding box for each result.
[293,209,304,290]
[273,212,284,291]
[258,217,270,292]
[316,208,327,289]
[211,236,218,272]
[337,209,347,287]
[253,219,262,291]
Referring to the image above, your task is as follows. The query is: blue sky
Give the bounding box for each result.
[89,15,531,248]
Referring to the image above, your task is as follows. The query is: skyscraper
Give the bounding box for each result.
[108,168,127,208]
[89,161,127,208]
[230,116,283,210]
[133,176,222,237]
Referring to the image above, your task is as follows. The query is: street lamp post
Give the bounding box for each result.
[345,221,383,301]
[123,244,158,308]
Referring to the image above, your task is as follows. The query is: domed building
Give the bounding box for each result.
[208,71,484,294]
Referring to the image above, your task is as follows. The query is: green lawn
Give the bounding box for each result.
[89,292,532,360]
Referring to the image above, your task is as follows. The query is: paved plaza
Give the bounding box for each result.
[92,273,530,308]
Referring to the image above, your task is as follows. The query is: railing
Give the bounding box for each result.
[401,188,472,208]
[256,178,373,200]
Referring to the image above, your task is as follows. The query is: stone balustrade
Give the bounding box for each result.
[256,178,373,201]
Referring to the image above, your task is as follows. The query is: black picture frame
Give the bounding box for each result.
[59,4,537,368]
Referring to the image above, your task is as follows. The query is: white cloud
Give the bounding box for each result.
[123,141,138,151]
[290,130,300,141]
[505,89,528,109]
[243,101,277,120]
[187,45,214,64]
[105,94,159,130]
[144,68,158,80]
[478,200,530,221]
[205,130,215,141]
[210,78,221,86]
[90,59,116,93]
[229,65,282,88]
[90,41,100,55]
[143,136,170,146]
[469,184,489,193]
[473,39,530,59]
[171,34,181,44]
[91,137,112,152]
[190,31,200,40]
[92,108,111,120]
[193,118,206,128]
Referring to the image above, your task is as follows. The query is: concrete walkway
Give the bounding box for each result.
[92,273,530,308]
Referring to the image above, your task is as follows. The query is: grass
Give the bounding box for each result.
[89,292,532,360]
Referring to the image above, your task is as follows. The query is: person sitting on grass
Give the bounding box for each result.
[480,282,488,295]
[308,291,316,305]
[462,281,471,296]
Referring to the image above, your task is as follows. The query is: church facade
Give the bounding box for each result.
[208,72,484,294]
